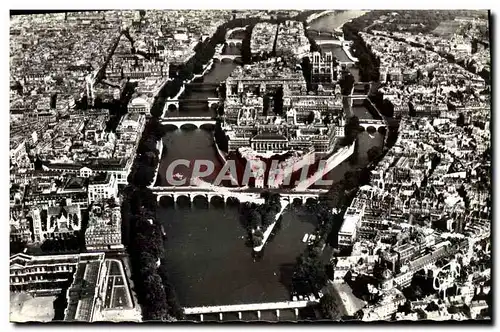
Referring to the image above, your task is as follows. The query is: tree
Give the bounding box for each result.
[134,231,164,260]
[306,111,315,124]
[323,115,331,126]
[261,209,275,228]
[138,251,158,277]
[367,146,383,163]
[295,251,327,293]
[273,87,284,116]
[301,56,313,91]
[142,273,168,321]
[320,293,341,320]
[416,68,423,81]
[327,182,346,209]
[381,99,394,117]
[344,170,360,190]
[409,102,416,117]
[325,263,335,281]
[129,164,155,187]
[268,193,281,206]
[342,115,360,146]
[138,136,159,155]
[252,230,264,247]
[247,209,262,231]
[158,263,184,319]
[339,72,355,96]
[457,112,465,127]
[10,241,26,255]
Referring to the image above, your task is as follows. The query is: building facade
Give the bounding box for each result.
[85,202,123,251]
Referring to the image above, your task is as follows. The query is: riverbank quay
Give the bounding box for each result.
[253,199,290,252]
[148,138,164,189]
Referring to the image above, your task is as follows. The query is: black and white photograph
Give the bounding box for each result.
[8,7,492,323]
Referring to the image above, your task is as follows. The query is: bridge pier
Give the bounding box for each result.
[276,309,280,319]
[219,312,223,321]
[164,101,180,117]
[200,314,204,322]
[238,312,242,320]
[257,310,261,320]
[294,308,299,318]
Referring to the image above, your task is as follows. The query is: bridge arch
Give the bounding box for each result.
[166,102,178,113]
[209,194,225,207]
[192,194,209,208]
[208,99,219,108]
[305,197,318,206]
[378,126,387,134]
[180,123,199,130]
[176,194,192,206]
[163,123,180,131]
[225,196,240,206]
[292,197,303,206]
[366,126,377,133]
[199,123,216,131]
[158,195,174,208]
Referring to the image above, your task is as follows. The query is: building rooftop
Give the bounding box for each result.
[252,133,288,141]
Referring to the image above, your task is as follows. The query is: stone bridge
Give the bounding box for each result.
[152,186,326,206]
[184,300,318,321]
[359,119,386,131]
[346,94,369,100]
[225,26,247,40]
[160,117,216,129]
[213,53,242,61]
[225,38,243,48]
[163,97,220,115]
[315,39,343,46]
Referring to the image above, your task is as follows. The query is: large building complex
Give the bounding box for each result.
[223,61,345,157]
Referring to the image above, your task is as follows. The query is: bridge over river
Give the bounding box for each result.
[152,185,328,205]
[163,97,220,116]
[184,299,318,321]
[160,116,217,129]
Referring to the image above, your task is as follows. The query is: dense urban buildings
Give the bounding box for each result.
[10,9,491,323]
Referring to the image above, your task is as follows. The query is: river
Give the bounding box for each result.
[159,204,317,309]
[308,10,368,32]
[156,11,382,312]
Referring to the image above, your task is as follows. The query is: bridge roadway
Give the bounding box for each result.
[167,97,220,103]
[225,38,243,47]
[213,53,242,61]
[346,94,369,99]
[152,185,327,204]
[163,97,220,115]
[359,119,386,130]
[160,116,216,129]
[184,299,317,321]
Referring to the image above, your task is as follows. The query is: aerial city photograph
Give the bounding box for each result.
[9,8,492,323]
